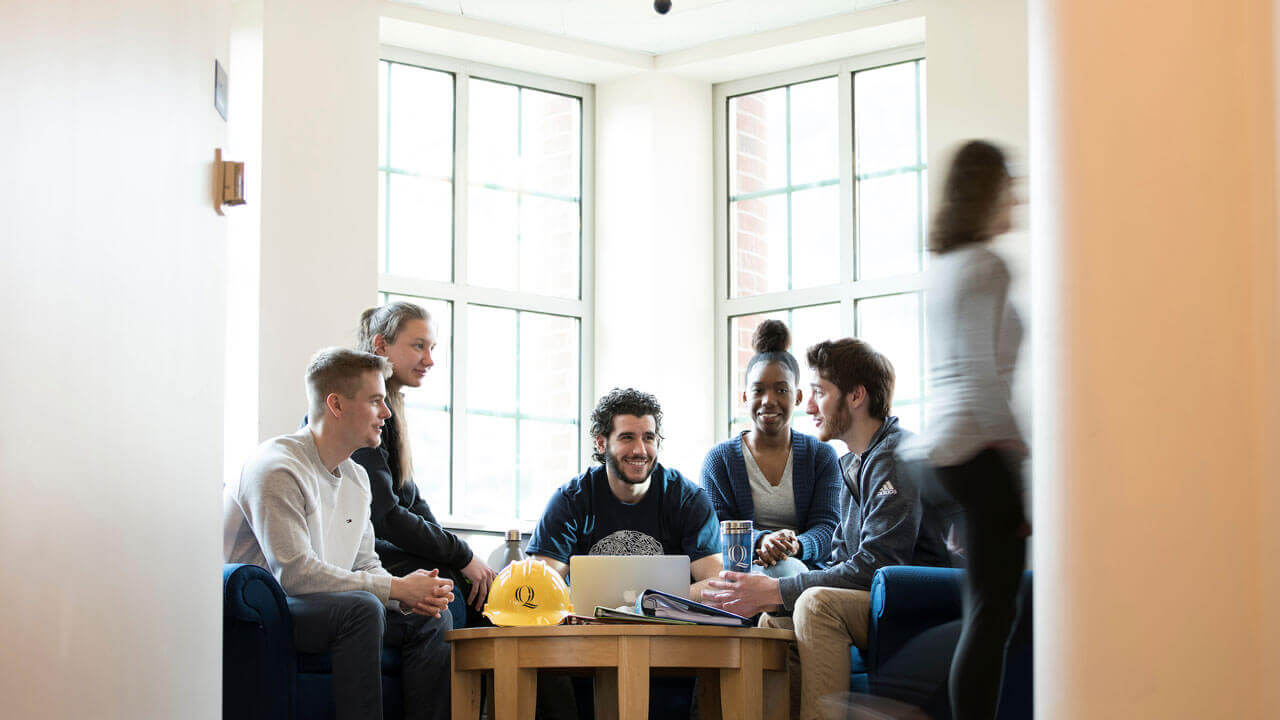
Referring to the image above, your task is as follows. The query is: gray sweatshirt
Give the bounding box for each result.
[922,244,1024,467]
[223,426,394,605]
[777,418,950,608]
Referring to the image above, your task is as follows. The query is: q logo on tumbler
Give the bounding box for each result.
[720,519,754,573]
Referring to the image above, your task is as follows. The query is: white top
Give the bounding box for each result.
[922,244,1024,467]
[222,426,394,605]
[741,437,798,531]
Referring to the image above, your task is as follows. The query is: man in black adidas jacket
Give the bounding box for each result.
[705,338,952,720]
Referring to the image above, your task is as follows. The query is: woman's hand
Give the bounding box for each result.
[755,530,800,566]
[459,555,497,611]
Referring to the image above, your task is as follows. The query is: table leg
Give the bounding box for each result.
[616,636,650,720]
[492,640,537,720]
[450,667,482,720]
[595,668,620,720]
[695,669,723,720]
[763,668,788,720]
[720,638,764,720]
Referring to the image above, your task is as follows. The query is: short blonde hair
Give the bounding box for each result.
[306,347,392,419]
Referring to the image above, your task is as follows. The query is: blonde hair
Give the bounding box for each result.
[305,347,392,421]
[357,301,433,490]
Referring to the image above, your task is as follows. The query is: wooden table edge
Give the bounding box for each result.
[447,625,795,641]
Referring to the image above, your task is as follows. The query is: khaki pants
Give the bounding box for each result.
[760,587,871,720]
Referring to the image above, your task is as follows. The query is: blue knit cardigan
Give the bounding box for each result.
[699,430,842,565]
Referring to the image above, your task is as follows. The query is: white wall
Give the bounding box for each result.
[0,1,229,717]
[257,0,380,439]
[594,73,716,476]
[225,0,264,483]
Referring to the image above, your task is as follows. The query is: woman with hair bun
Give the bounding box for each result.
[352,301,496,625]
[700,319,842,576]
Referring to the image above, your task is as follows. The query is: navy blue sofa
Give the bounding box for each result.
[222,563,466,720]
[858,566,1033,720]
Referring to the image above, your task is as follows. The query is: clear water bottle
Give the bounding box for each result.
[487,529,524,572]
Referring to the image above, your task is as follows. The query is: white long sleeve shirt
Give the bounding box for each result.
[922,245,1024,467]
[223,426,394,605]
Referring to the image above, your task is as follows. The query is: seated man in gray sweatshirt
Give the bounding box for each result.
[224,348,455,720]
[703,338,951,720]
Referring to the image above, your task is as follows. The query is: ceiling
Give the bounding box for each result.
[388,0,904,55]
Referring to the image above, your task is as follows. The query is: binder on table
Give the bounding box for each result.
[635,589,753,627]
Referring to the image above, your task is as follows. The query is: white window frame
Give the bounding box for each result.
[712,45,926,436]
[379,46,596,532]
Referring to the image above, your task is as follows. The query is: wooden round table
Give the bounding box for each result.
[447,624,794,720]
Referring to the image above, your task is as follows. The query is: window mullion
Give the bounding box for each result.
[449,71,470,516]
[838,62,856,332]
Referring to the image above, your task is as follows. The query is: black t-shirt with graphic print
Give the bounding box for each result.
[526,464,721,565]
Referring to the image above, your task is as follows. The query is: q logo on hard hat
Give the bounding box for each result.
[483,558,573,627]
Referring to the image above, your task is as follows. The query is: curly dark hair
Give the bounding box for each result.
[589,387,664,463]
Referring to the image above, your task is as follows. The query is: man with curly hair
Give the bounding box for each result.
[527,387,723,600]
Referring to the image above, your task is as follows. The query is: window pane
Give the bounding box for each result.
[388,63,453,178]
[789,77,838,186]
[520,88,581,198]
[381,294,453,512]
[467,187,519,290]
[518,421,579,521]
[468,79,581,298]
[730,193,788,296]
[463,414,516,520]
[518,196,579,298]
[857,292,922,404]
[387,174,451,282]
[468,79,519,188]
[518,313,579,420]
[854,61,920,174]
[729,303,841,436]
[467,306,517,413]
[729,86,787,196]
[470,193,579,299]
[894,400,922,435]
[857,172,921,279]
[790,185,840,289]
[402,409,451,513]
[788,303,843,437]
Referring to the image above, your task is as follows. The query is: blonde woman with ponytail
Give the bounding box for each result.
[353,301,496,623]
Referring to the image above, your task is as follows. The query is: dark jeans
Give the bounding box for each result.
[937,448,1027,720]
[288,591,452,720]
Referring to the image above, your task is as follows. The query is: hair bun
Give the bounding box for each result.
[752,319,791,354]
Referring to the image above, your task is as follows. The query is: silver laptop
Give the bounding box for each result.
[569,555,691,614]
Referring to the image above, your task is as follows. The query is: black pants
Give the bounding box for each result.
[288,591,452,720]
[936,448,1027,720]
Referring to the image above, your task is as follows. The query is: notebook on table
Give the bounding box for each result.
[636,589,753,627]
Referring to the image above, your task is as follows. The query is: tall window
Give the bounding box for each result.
[715,49,927,439]
[378,50,594,526]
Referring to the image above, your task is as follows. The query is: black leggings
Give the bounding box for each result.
[937,448,1027,720]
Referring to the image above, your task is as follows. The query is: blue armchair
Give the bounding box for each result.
[859,566,1033,720]
[222,563,466,720]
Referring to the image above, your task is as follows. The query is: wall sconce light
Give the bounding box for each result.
[214,148,246,215]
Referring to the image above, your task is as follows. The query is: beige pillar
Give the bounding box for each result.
[1031,1,1279,717]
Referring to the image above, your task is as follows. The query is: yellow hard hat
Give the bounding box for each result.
[483,558,574,627]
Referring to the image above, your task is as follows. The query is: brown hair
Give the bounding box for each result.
[805,338,895,420]
[305,347,392,421]
[356,301,433,490]
[929,140,1010,253]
